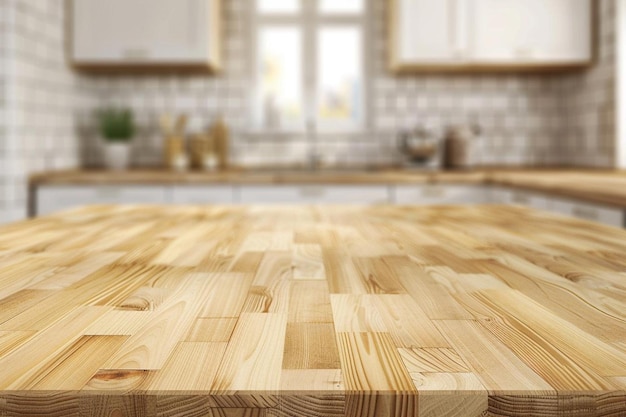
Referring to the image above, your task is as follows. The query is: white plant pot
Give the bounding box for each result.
[103,142,132,170]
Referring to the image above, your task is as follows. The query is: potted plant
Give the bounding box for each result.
[98,108,135,170]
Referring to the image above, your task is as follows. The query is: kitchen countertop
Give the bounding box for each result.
[0,205,625,416]
[28,168,490,185]
[29,168,626,207]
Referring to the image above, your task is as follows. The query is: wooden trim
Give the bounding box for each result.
[390,62,592,75]
[71,62,219,74]
[388,0,596,74]
[388,0,399,72]
[209,0,223,72]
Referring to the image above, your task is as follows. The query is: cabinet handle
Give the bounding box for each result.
[122,49,150,60]
[573,207,598,220]
[512,193,530,205]
[96,188,122,199]
[423,185,445,198]
[299,186,326,198]
[515,47,534,59]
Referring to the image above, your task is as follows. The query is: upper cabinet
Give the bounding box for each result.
[389,0,593,72]
[393,0,459,63]
[70,0,222,72]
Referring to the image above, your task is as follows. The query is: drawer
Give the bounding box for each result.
[489,188,550,210]
[551,199,625,228]
[394,185,487,205]
[171,186,235,204]
[239,185,391,205]
[37,186,168,216]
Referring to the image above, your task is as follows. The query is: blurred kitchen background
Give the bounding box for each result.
[0,0,623,222]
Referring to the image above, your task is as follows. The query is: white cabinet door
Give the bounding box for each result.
[472,0,591,64]
[488,188,551,211]
[171,186,235,204]
[239,186,390,205]
[394,185,487,205]
[391,0,591,71]
[37,186,168,216]
[392,0,467,66]
[72,0,220,68]
[551,199,625,228]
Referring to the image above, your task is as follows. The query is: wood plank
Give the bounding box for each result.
[418,391,487,417]
[84,310,155,336]
[0,331,35,356]
[243,252,292,314]
[25,336,128,390]
[388,256,474,320]
[282,323,340,370]
[212,313,287,391]
[323,248,367,294]
[184,318,237,343]
[398,348,470,373]
[292,244,325,280]
[330,294,386,333]
[280,369,343,391]
[336,332,415,392]
[148,342,227,391]
[373,294,450,348]
[470,290,626,380]
[288,281,333,323]
[434,320,553,392]
[103,274,218,370]
[352,257,406,294]
[196,273,254,318]
[0,307,111,389]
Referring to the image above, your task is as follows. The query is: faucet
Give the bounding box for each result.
[306,118,322,171]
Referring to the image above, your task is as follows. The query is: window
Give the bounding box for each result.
[254,0,366,131]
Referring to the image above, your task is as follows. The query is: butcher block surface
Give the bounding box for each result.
[0,205,625,417]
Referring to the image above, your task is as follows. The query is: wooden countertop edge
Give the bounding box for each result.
[2,388,611,396]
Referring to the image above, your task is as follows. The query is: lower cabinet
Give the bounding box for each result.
[394,185,488,205]
[34,184,626,228]
[489,187,551,210]
[171,186,235,204]
[239,185,391,205]
[550,198,625,228]
[489,187,624,228]
[36,186,168,216]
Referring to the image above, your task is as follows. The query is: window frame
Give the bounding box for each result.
[250,0,371,133]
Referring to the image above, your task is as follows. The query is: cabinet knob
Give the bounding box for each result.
[122,49,150,60]
[573,206,598,220]
[512,192,530,205]
[423,185,445,198]
[299,186,326,199]
[515,47,534,59]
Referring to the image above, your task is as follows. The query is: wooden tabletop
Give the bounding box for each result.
[0,205,625,417]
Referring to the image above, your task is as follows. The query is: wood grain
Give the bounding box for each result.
[0,205,625,416]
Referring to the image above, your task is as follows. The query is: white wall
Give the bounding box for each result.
[0,0,86,223]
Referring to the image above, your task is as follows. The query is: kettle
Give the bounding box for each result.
[398,125,440,165]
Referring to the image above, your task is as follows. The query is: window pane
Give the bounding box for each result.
[259,27,303,128]
[258,0,300,14]
[319,0,363,14]
[317,27,362,126]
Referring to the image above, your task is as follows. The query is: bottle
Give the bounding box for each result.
[212,116,229,171]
